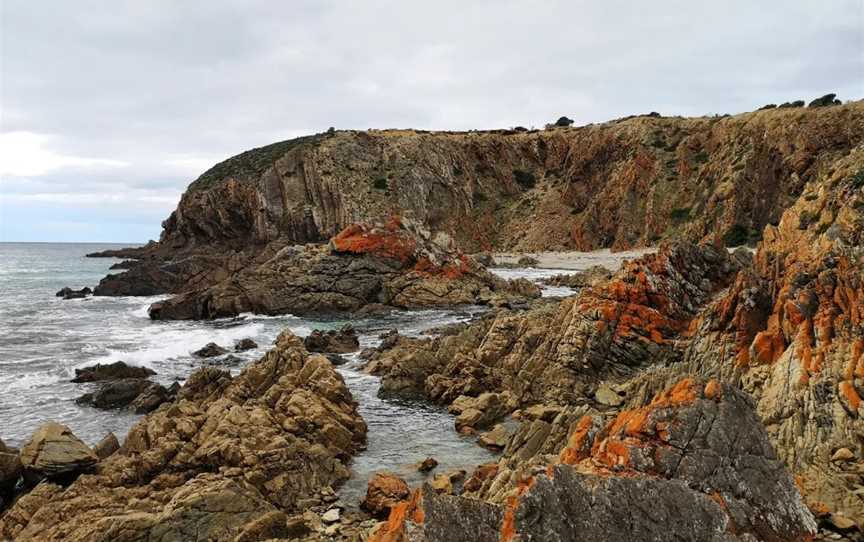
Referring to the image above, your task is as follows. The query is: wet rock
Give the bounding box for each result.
[71,361,155,383]
[304,324,360,353]
[477,424,509,450]
[129,382,173,413]
[472,252,495,267]
[324,353,348,366]
[108,260,137,270]
[92,433,119,459]
[76,378,153,410]
[516,255,538,266]
[539,265,612,289]
[417,457,438,472]
[205,354,244,366]
[430,473,453,494]
[18,422,97,481]
[192,342,228,358]
[453,393,509,431]
[362,472,410,518]
[234,338,258,352]
[55,287,92,299]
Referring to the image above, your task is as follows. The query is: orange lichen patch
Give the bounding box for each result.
[368,489,424,542]
[592,438,631,468]
[847,339,864,380]
[704,379,721,400]
[749,330,785,366]
[559,415,595,465]
[331,222,417,264]
[839,381,861,413]
[500,476,535,542]
[602,378,698,440]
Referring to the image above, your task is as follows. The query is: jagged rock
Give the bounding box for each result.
[129,382,173,413]
[92,433,119,459]
[0,331,366,541]
[18,423,97,481]
[71,361,155,383]
[55,287,92,299]
[430,473,453,495]
[108,260,137,270]
[361,472,410,518]
[324,353,348,366]
[234,338,258,351]
[321,508,340,523]
[372,380,817,541]
[146,219,539,320]
[192,342,228,357]
[304,324,360,353]
[830,448,854,463]
[454,393,510,431]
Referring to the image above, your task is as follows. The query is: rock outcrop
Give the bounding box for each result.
[0,331,367,541]
[18,423,97,482]
[146,218,539,320]
[370,380,816,542]
[367,241,742,407]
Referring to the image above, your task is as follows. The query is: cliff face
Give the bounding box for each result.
[159,102,863,254]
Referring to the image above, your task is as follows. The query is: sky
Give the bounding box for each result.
[1,1,862,243]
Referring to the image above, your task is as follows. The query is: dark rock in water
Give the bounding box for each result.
[324,353,348,366]
[92,433,119,459]
[205,354,244,366]
[471,252,495,267]
[304,324,360,353]
[539,265,612,289]
[18,422,97,481]
[234,338,258,352]
[55,287,92,300]
[129,382,172,414]
[71,361,156,383]
[192,342,228,358]
[516,255,539,266]
[76,378,153,410]
[108,260,137,270]
[417,457,438,472]
[86,243,153,258]
[167,381,181,396]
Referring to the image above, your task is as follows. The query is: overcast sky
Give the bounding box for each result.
[1,1,862,242]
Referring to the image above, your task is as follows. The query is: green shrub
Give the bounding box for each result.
[372,177,388,190]
[513,169,536,189]
[723,224,758,246]
[670,207,691,223]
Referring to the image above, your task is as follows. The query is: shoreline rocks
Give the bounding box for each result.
[55,287,92,300]
[71,361,155,383]
[304,325,360,353]
[18,423,97,483]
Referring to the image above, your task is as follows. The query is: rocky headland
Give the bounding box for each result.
[3,100,862,540]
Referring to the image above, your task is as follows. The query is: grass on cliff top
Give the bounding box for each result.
[188,133,325,191]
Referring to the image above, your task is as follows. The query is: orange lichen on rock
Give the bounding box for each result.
[368,488,424,542]
[500,476,535,542]
[331,219,418,264]
[559,415,594,465]
[839,381,861,413]
[704,379,721,400]
[749,329,785,366]
[848,339,864,380]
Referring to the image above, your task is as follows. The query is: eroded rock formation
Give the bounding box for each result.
[0,331,367,541]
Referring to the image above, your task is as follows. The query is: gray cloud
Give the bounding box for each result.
[1,0,862,241]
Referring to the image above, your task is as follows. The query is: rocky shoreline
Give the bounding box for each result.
[2,103,863,540]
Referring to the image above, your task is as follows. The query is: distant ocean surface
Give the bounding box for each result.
[1,242,543,504]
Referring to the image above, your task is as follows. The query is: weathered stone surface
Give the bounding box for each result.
[0,439,21,508]
[146,218,539,321]
[92,433,119,460]
[0,331,367,541]
[304,324,360,353]
[55,286,92,299]
[417,457,438,472]
[539,265,612,289]
[362,472,410,518]
[18,423,97,480]
[477,424,509,450]
[372,380,817,541]
[76,378,152,410]
[71,361,155,383]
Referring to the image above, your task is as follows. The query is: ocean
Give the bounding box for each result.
[0,242,577,504]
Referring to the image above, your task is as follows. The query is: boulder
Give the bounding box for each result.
[303,324,360,353]
[18,423,97,480]
[417,457,438,472]
[129,382,173,413]
[192,342,228,358]
[76,378,152,410]
[477,424,509,450]
[234,338,258,352]
[71,361,155,383]
[92,433,119,460]
[361,472,410,518]
[0,439,22,505]
[454,393,509,431]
